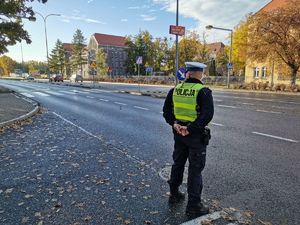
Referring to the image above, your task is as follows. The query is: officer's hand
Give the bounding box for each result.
[180,126,190,136]
[173,123,182,134]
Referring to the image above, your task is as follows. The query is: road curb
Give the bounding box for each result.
[0,93,40,128]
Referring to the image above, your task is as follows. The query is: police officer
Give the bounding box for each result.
[163,62,214,216]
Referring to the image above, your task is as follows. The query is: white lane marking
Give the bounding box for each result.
[52,112,157,173]
[213,99,223,102]
[44,90,63,96]
[180,211,221,225]
[211,122,224,127]
[160,112,164,114]
[242,102,255,105]
[71,90,86,93]
[256,109,282,114]
[99,98,109,102]
[214,94,300,105]
[59,90,76,95]
[21,93,35,98]
[33,92,50,97]
[252,131,298,143]
[217,104,238,109]
[114,102,127,106]
[134,106,149,111]
[86,96,95,99]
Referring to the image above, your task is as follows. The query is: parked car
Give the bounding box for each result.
[50,74,63,82]
[27,75,34,80]
[70,74,83,83]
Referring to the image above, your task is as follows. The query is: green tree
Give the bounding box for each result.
[215,47,229,76]
[247,0,300,84]
[96,48,108,76]
[0,0,47,54]
[71,29,87,75]
[26,60,47,75]
[0,55,16,75]
[48,39,66,76]
[124,36,136,75]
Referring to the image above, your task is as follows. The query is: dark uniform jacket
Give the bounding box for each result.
[163,78,214,135]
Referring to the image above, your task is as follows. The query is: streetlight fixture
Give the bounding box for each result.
[206,25,233,88]
[34,12,61,79]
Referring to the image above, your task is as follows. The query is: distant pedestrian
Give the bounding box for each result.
[163,61,214,217]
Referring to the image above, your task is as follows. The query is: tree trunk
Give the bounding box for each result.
[290,66,299,85]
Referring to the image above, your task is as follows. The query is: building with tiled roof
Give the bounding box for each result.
[88,33,128,76]
[206,42,225,59]
[245,0,299,85]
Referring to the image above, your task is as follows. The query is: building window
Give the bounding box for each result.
[261,66,267,78]
[253,67,260,78]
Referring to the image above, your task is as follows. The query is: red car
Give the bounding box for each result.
[50,74,64,82]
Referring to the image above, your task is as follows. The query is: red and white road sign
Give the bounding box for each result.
[169,25,185,36]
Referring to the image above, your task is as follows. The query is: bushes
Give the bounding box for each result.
[243,82,300,92]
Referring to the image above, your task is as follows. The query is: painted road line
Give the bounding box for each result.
[21,93,35,98]
[217,104,238,109]
[33,92,50,97]
[211,122,224,127]
[134,106,149,111]
[59,90,76,95]
[70,90,86,93]
[86,96,95,99]
[242,102,255,105]
[114,102,127,106]
[180,211,221,225]
[99,98,109,102]
[252,131,298,143]
[44,90,63,96]
[213,99,223,102]
[256,109,282,114]
[160,112,164,114]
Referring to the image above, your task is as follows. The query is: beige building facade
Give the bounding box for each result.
[244,0,299,85]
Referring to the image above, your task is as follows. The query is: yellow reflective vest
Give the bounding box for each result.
[172,82,204,122]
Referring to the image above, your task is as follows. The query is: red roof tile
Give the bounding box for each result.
[63,43,74,52]
[206,42,225,53]
[257,0,289,13]
[93,33,126,47]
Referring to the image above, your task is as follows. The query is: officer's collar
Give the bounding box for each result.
[185,78,203,84]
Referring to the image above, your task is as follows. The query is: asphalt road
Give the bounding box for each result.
[0,80,299,225]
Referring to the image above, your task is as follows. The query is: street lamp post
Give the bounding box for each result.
[34,12,60,79]
[206,25,233,88]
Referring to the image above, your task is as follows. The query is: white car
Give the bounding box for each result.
[70,74,83,83]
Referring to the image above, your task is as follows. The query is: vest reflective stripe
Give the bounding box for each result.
[173,83,204,122]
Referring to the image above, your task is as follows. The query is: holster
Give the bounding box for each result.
[202,127,211,145]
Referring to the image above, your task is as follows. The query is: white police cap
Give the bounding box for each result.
[185,62,207,72]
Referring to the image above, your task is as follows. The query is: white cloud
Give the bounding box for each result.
[121,18,128,22]
[85,18,106,24]
[61,19,71,23]
[152,0,269,43]
[61,15,106,25]
[128,5,150,10]
[87,0,94,3]
[140,14,157,21]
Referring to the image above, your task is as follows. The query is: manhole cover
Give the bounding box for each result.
[159,165,188,184]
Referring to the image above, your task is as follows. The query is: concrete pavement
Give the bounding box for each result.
[0,80,299,225]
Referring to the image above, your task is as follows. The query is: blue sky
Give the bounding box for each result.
[6,0,270,62]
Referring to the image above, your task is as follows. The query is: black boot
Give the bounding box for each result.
[186,202,209,217]
[168,191,185,204]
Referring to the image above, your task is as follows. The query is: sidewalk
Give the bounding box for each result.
[0,86,39,128]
